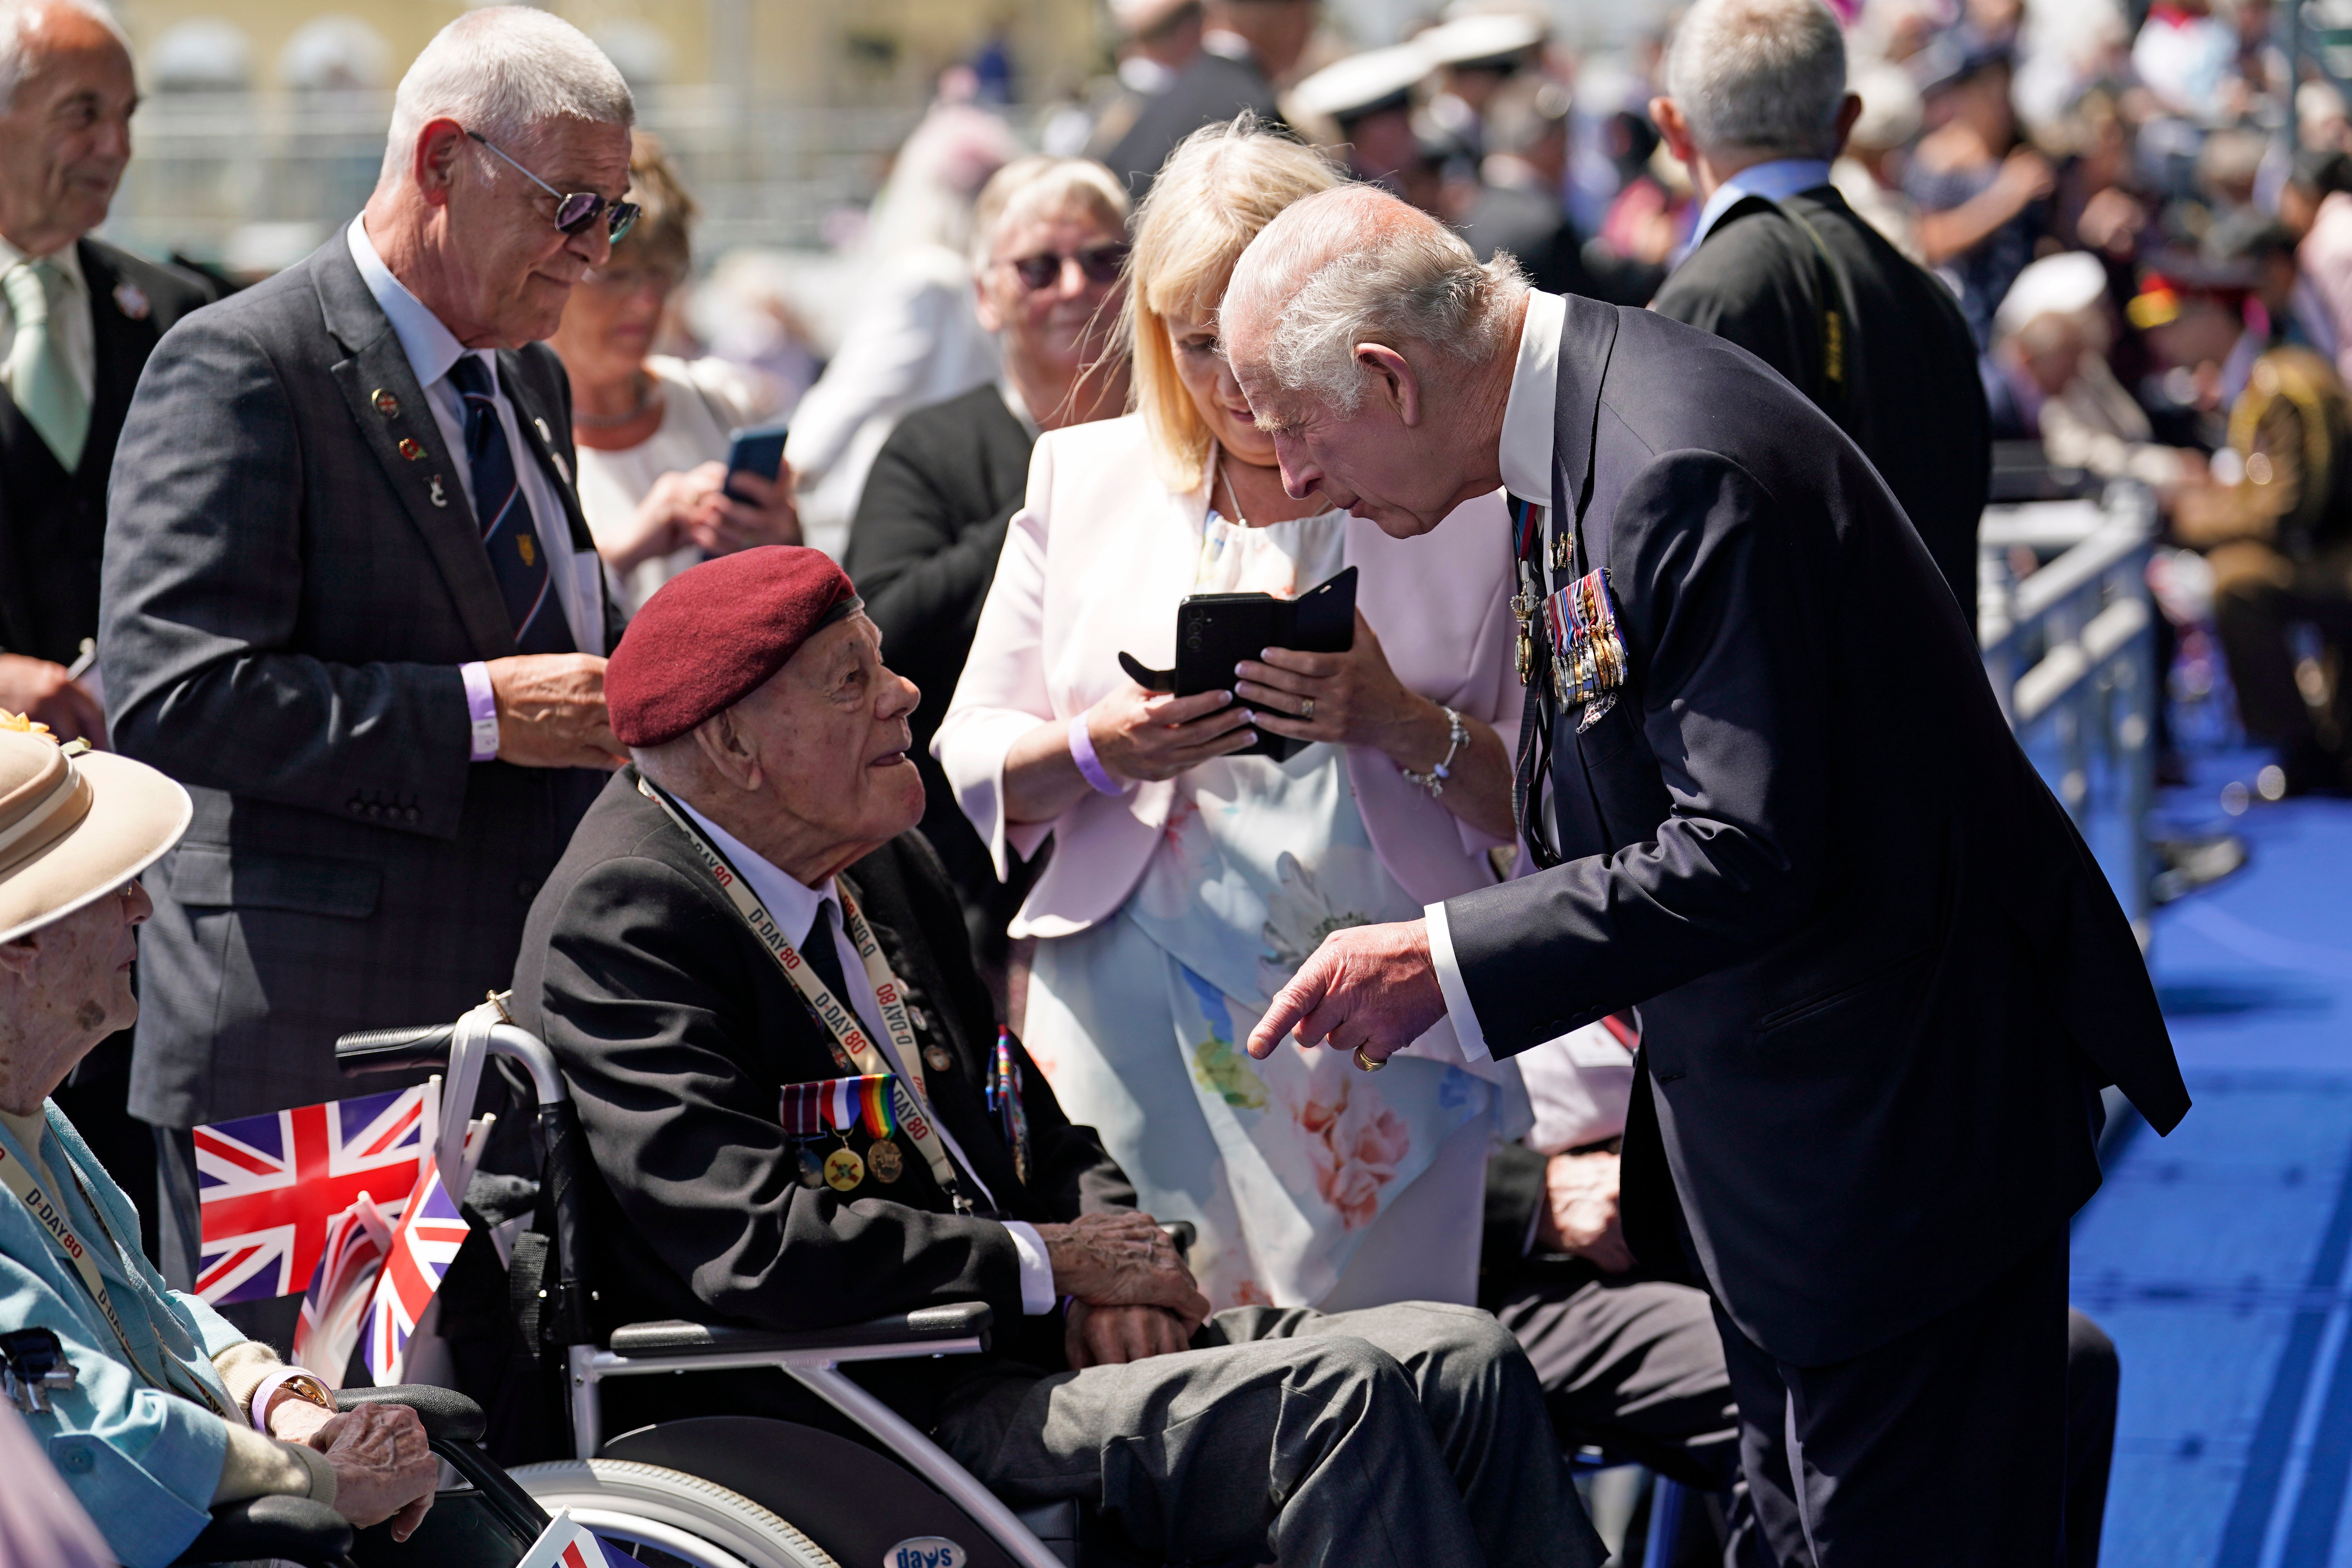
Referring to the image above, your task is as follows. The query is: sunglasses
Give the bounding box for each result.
[1006,243,1129,291]
[466,129,641,242]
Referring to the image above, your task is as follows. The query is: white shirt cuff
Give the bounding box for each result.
[1004,1221,1057,1316]
[460,661,499,762]
[1424,901,1492,1063]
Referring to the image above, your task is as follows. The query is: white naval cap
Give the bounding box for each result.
[1291,41,1434,126]
[1994,252,2109,341]
[1419,10,1545,70]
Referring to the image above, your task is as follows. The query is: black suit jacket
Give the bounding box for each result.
[1442,297,2187,1366]
[0,237,216,664]
[508,770,1134,1422]
[842,384,1039,964]
[1650,187,1990,610]
[1095,49,1283,199]
[99,233,622,1126]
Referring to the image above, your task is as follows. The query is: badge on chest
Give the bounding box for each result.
[1543,567,1630,732]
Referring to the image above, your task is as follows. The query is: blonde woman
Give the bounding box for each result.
[937,119,1525,1312]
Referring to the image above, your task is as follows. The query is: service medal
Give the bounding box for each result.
[924,1045,954,1073]
[869,1138,904,1183]
[824,1146,866,1191]
[796,1145,827,1189]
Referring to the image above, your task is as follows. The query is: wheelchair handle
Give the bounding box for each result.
[335,1022,456,1075]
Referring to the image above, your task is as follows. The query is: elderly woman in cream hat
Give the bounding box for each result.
[0,720,436,1566]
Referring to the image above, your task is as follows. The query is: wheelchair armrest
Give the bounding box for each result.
[176,1495,353,1564]
[609,1301,995,1359]
[336,1383,488,1444]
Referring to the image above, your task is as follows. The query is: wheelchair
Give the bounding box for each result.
[323,1009,1100,1568]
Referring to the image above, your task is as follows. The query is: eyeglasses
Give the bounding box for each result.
[465,129,641,243]
[1005,243,1129,292]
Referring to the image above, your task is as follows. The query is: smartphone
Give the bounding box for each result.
[722,423,789,503]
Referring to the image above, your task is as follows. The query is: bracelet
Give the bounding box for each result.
[1401,706,1468,797]
[249,1367,334,1432]
[1068,713,1129,796]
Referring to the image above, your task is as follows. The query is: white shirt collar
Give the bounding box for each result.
[346,214,478,389]
[1497,288,1566,508]
[1682,158,1836,260]
[676,799,837,951]
[0,233,84,292]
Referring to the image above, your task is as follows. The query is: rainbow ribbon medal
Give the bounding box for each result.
[986,1029,1032,1186]
[1541,566,1629,731]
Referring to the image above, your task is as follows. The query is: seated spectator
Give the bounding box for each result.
[1486,1018,2127,1568]
[935,119,1525,1312]
[506,548,1605,1568]
[2173,347,2352,796]
[550,132,799,613]
[843,156,1131,989]
[1994,251,2205,492]
[0,723,436,1565]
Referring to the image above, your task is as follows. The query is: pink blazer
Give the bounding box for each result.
[935,414,1523,940]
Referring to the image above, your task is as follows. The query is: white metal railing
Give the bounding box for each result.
[1978,481,2160,926]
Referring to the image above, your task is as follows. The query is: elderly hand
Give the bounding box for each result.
[1064,1301,1195,1369]
[0,654,104,747]
[487,653,628,771]
[1537,1151,1633,1273]
[1036,1212,1211,1330]
[599,465,712,573]
[1084,682,1257,784]
[1234,610,1432,761]
[690,465,803,555]
[307,1402,436,1539]
[1246,918,1446,1063]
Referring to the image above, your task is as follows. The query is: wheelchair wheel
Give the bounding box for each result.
[508,1458,839,1568]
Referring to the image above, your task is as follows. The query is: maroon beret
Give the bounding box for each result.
[606,546,862,747]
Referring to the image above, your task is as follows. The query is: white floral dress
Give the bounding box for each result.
[1023,508,1498,1310]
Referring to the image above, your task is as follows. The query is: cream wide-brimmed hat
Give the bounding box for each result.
[0,721,191,947]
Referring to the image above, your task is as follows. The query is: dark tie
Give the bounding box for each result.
[1506,493,1562,868]
[447,355,572,655]
[804,901,853,1006]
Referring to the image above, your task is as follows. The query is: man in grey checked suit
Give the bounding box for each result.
[98,7,636,1304]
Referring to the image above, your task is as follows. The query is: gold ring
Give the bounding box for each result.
[1300,697,1316,720]
[1353,1045,1385,1072]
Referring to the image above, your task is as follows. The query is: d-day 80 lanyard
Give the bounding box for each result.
[636,777,972,1214]
[0,1134,230,1415]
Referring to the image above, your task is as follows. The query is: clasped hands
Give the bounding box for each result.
[263,1395,438,1539]
[1034,1211,1211,1370]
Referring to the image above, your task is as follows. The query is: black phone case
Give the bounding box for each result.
[1167,566,1356,761]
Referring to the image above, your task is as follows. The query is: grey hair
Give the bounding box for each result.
[0,0,129,110]
[1663,0,1847,160]
[1223,184,1526,416]
[378,6,633,189]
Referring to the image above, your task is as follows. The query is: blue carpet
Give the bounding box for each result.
[2072,752,2352,1566]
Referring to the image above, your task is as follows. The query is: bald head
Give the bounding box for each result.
[0,0,135,254]
[1221,183,1527,538]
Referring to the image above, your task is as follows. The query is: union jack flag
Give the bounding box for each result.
[365,1156,469,1386]
[290,1195,394,1385]
[194,1087,429,1305]
[516,1510,627,1568]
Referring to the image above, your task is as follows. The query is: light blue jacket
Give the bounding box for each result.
[0,1102,245,1567]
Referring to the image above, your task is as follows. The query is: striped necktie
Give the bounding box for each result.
[447,354,572,655]
[2,257,89,472]
[1506,492,1561,868]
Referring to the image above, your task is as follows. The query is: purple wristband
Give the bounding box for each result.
[461,661,499,762]
[1068,713,1128,795]
[248,1367,328,1432]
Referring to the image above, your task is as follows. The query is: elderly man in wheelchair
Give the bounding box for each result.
[0,720,439,1566]
[492,547,1606,1568]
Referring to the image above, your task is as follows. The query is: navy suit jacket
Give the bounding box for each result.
[1441,296,2187,1365]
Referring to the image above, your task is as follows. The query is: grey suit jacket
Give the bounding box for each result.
[99,233,622,1127]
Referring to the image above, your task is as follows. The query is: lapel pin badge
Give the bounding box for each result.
[111,281,149,321]
[372,388,399,417]
[398,437,426,461]
[429,475,449,508]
